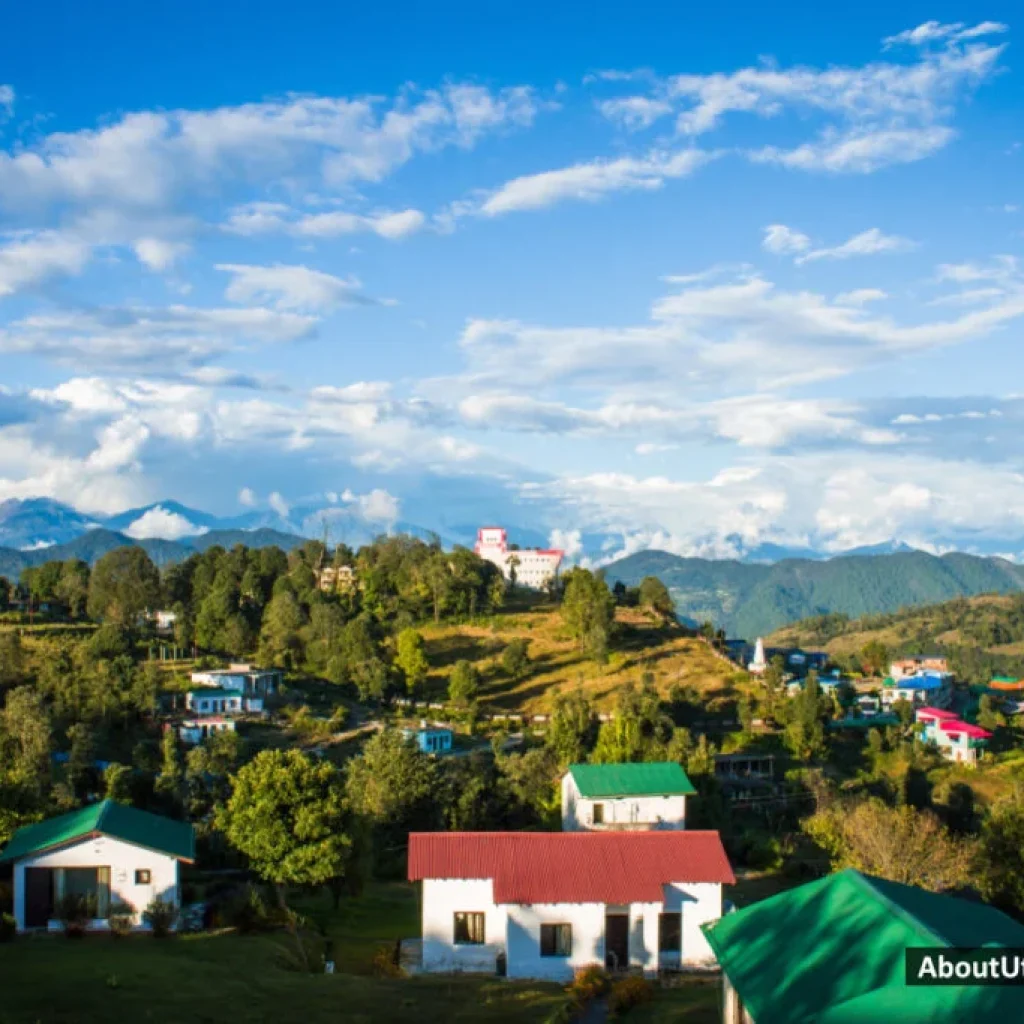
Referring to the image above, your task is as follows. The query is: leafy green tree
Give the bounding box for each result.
[154,728,183,807]
[345,730,438,825]
[546,687,598,766]
[448,659,479,706]
[638,576,674,619]
[784,672,828,761]
[104,762,133,804]
[336,615,389,700]
[87,547,161,625]
[591,681,671,763]
[560,567,615,662]
[66,722,97,800]
[979,800,1024,914]
[218,749,354,970]
[501,638,530,681]
[0,632,26,689]
[56,559,90,618]
[0,686,52,796]
[395,628,429,693]
[257,590,305,668]
[860,640,890,677]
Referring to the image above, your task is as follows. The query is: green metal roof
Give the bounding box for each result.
[0,800,194,863]
[567,762,696,798]
[702,869,1024,1024]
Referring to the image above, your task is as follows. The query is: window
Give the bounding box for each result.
[453,912,485,945]
[540,923,572,957]
[592,802,604,825]
[658,912,682,953]
[135,869,151,885]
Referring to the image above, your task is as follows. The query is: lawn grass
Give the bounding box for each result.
[629,977,721,1023]
[0,910,563,1024]
[418,604,747,714]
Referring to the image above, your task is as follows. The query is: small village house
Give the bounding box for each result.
[402,726,453,755]
[408,830,734,979]
[916,706,992,766]
[176,716,237,745]
[190,663,282,697]
[561,762,696,831]
[1,800,194,932]
[889,655,949,680]
[185,687,262,715]
[703,867,1024,1023]
[882,668,953,709]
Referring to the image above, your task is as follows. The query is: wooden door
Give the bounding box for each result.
[605,914,629,971]
[24,867,53,928]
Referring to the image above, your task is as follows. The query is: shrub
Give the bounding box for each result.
[370,943,405,978]
[222,884,272,934]
[107,901,136,938]
[571,964,611,1003]
[0,912,16,942]
[55,893,96,937]
[608,975,653,1017]
[142,898,177,938]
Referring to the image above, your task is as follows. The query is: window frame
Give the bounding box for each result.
[540,922,572,958]
[592,802,605,825]
[658,911,682,953]
[135,869,152,885]
[453,911,486,946]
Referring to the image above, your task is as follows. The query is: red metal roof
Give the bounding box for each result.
[940,721,992,739]
[917,707,959,720]
[408,831,735,904]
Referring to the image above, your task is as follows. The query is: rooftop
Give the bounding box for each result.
[566,761,697,798]
[702,868,1024,1023]
[0,800,194,863]
[408,831,734,904]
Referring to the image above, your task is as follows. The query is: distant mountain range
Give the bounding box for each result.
[603,549,1024,639]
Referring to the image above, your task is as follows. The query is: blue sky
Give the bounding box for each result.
[0,3,1022,558]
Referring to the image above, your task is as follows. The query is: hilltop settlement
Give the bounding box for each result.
[3,529,1024,1022]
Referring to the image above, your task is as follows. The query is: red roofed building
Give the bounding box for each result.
[474,527,564,590]
[407,830,734,979]
[916,707,993,766]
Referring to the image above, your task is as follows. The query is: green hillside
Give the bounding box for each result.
[603,550,1024,638]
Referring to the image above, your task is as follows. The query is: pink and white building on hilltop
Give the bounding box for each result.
[916,707,993,767]
[474,528,564,590]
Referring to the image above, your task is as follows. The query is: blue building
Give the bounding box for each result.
[403,727,453,755]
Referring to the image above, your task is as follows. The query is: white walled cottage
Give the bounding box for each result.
[2,800,194,932]
[408,831,734,980]
[561,762,696,831]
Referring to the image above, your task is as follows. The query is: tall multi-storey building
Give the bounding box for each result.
[474,527,564,590]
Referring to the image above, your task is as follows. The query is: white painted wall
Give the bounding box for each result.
[560,774,686,831]
[505,901,607,980]
[663,882,722,965]
[421,878,508,972]
[13,835,180,932]
[417,876,724,979]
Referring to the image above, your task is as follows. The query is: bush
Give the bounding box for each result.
[571,964,611,1003]
[608,976,653,1017]
[142,898,177,938]
[55,893,96,937]
[0,912,15,942]
[221,884,273,934]
[107,901,136,938]
[370,943,405,978]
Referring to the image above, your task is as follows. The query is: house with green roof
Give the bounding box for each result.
[702,868,1024,1023]
[561,762,696,832]
[1,799,194,933]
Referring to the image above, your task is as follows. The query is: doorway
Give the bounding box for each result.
[605,913,629,971]
[24,868,53,928]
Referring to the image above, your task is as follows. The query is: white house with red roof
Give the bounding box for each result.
[916,706,992,766]
[473,527,563,590]
[407,831,734,980]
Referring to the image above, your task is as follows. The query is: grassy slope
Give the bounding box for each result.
[418,602,745,713]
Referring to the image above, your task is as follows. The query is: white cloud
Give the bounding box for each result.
[225,203,427,240]
[549,527,583,559]
[124,505,207,540]
[596,96,673,130]
[883,20,1008,49]
[835,289,888,306]
[797,227,915,263]
[134,237,189,271]
[268,491,290,518]
[0,85,13,118]
[238,486,256,506]
[218,262,374,312]
[0,231,90,298]
[464,149,713,217]
[636,442,680,455]
[762,224,811,255]
[751,126,956,173]
[357,488,399,524]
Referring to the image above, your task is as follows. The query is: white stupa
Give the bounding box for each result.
[748,637,767,674]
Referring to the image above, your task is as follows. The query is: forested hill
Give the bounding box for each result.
[602,549,1024,638]
[0,527,305,578]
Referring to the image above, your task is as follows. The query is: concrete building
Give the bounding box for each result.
[2,800,194,932]
[190,663,282,697]
[473,527,563,590]
[882,670,953,709]
[890,656,949,680]
[408,831,733,979]
[561,762,695,832]
[185,687,262,715]
[916,706,992,766]
[177,716,236,745]
[402,727,453,755]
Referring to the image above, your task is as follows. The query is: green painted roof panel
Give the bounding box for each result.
[0,800,194,863]
[702,869,1024,1024]
[567,762,697,798]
